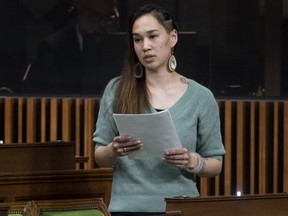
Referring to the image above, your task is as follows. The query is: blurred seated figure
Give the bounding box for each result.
[25,0,125,96]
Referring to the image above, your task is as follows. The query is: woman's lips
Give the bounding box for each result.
[143,55,155,62]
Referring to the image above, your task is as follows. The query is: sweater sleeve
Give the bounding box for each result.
[93,78,119,148]
[196,88,226,160]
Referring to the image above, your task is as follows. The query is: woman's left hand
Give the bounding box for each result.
[163,148,198,170]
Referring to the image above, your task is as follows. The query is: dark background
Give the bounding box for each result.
[0,0,287,97]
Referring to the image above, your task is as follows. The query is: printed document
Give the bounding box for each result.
[113,109,182,159]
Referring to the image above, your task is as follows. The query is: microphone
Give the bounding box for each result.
[23,56,36,81]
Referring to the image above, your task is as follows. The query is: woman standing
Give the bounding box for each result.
[93,4,225,216]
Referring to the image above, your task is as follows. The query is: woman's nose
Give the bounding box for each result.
[142,38,151,51]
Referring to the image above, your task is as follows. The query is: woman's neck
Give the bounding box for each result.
[146,70,179,89]
[146,71,189,110]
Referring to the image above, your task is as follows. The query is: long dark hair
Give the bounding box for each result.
[113,4,178,114]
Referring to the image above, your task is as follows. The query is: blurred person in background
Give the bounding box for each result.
[25,0,124,95]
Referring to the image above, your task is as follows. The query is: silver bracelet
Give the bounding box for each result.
[186,152,204,174]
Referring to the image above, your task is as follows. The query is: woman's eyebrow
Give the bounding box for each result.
[132,29,159,36]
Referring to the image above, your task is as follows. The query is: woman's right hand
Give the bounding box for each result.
[112,135,143,157]
[94,135,143,167]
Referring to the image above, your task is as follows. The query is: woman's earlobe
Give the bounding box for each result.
[171,36,178,47]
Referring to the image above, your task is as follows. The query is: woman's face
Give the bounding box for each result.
[132,14,177,72]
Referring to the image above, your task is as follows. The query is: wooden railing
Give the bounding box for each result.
[0,96,100,169]
[0,96,287,196]
[199,99,288,197]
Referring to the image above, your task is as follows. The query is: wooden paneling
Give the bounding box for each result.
[0,97,287,195]
[0,97,100,169]
[196,99,288,196]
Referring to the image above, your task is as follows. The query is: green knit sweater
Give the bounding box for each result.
[93,77,226,213]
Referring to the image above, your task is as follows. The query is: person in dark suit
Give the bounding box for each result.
[25,0,125,95]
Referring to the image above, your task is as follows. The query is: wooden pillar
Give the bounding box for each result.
[236,101,245,193]
[26,98,37,143]
[224,101,232,195]
[259,102,269,193]
[249,101,256,194]
[4,98,14,143]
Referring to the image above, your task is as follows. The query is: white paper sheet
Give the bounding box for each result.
[113,109,182,159]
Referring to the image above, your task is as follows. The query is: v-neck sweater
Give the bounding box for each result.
[93,77,226,213]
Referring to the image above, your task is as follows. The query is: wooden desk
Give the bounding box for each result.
[166,193,288,216]
[0,168,113,206]
[0,142,75,172]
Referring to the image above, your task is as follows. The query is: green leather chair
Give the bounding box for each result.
[40,209,104,216]
[7,198,110,216]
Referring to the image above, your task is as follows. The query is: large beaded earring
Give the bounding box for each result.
[133,62,143,78]
[168,47,177,72]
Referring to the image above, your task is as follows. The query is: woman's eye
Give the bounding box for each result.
[133,38,141,43]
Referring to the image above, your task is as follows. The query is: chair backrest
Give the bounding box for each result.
[8,198,110,216]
